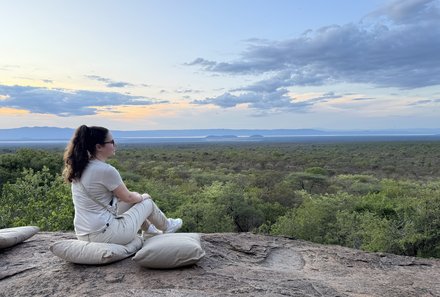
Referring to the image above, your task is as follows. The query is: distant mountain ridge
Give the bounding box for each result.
[0,126,439,141]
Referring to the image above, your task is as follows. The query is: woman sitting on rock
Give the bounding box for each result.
[63,125,182,244]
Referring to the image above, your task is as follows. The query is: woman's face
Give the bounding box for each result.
[101,132,116,157]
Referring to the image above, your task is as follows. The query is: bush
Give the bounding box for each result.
[174,181,268,233]
[0,148,63,190]
[332,174,381,195]
[271,180,440,258]
[0,167,73,231]
[271,191,356,243]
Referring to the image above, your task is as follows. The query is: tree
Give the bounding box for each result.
[0,148,63,191]
[0,167,73,230]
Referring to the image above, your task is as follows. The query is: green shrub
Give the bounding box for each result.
[0,167,73,231]
[271,179,440,258]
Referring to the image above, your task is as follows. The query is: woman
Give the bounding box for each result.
[63,125,182,245]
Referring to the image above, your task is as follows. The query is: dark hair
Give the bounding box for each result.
[63,125,109,182]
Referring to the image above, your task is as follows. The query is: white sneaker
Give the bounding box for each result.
[165,218,183,233]
[146,224,163,235]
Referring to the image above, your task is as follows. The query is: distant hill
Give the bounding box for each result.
[0,127,74,140]
[0,126,440,141]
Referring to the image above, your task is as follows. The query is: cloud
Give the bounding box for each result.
[85,75,134,88]
[367,0,440,24]
[0,64,20,71]
[175,88,202,94]
[352,97,374,101]
[0,84,167,116]
[188,0,440,113]
[192,89,341,114]
[408,98,440,106]
[185,58,217,68]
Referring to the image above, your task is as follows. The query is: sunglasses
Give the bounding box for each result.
[103,139,115,145]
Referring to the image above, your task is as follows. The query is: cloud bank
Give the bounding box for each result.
[85,75,135,88]
[0,85,167,116]
[189,0,440,112]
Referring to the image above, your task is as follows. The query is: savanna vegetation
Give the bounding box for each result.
[1,141,439,258]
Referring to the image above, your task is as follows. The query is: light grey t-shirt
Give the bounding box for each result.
[72,159,123,236]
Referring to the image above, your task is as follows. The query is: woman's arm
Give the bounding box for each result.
[112,183,145,204]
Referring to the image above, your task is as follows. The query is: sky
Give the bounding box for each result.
[0,0,439,131]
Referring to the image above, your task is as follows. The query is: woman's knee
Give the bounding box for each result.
[137,199,154,217]
[140,198,153,207]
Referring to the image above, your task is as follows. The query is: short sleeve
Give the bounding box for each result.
[103,164,123,191]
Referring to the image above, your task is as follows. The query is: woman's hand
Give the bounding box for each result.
[141,193,152,200]
[113,183,146,204]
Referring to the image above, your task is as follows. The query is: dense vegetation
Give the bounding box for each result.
[1,141,439,258]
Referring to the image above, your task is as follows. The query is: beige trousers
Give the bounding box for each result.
[77,199,168,245]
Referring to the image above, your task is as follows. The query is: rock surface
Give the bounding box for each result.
[1,232,439,297]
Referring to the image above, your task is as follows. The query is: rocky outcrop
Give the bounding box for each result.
[1,232,439,297]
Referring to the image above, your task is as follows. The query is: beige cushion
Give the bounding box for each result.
[50,236,143,265]
[133,233,205,269]
[0,226,40,249]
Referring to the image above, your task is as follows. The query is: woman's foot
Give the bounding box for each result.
[146,224,163,235]
[165,218,183,233]
[141,224,163,239]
